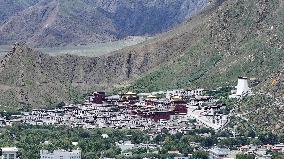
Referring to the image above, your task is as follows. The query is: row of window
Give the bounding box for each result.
[2,153,16,159]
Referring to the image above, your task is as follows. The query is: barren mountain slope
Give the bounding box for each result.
[0,0,208,47]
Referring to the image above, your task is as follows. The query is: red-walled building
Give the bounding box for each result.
[171,97,187,114]
[91,92,106,104]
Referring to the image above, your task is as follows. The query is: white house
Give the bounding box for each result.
[209,147,230,159]
[116,141,135,152]
[1,147,18,159]
[40,149,81,159]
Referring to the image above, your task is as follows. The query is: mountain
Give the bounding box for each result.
[126,0,284,92]
[0,0,208,47]
[0,0,40,24]
[1,0,284,113]
[0,38,186,109]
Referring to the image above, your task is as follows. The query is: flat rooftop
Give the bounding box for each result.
[1,147,18,152]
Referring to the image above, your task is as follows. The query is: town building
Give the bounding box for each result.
[116,141,135,152]
[0,88,229,132]
[40,149,81,159]
[209,147,230,159]
[1,147,18,159]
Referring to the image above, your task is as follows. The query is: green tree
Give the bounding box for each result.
[192,151,209,159]
[236,154,255,159]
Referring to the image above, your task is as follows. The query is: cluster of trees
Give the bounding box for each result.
[216,129,284,149]
[0,124,149,159]
[0,111,21,120]
[236,154,255,159]
[0,125,215,159]
[206,86,234,98]
[2,124,283,159]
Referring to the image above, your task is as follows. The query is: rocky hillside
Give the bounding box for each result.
[127,0,284,92]
[1,0,284,112]
[0,0,40,25]
[0,38,184,109]
[0,0,208,47]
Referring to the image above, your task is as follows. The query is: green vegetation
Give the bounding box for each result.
[2,123,284,159]
[227,94,284,133]
[270,151,284,159]
[206,87,234,97]
[192,151,209,159]
[0,125,214,159]
[117,37,215,93]
[236,154,255,159]
[0,90,20,112]
[0,125,149,159]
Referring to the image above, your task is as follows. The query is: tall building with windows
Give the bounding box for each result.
[40,149,81,159]
[1,147,18,159]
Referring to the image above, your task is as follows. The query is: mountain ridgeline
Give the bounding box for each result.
[0,0,284,111]
[0,0,208,47]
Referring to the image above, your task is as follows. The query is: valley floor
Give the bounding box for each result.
[39,36,149,57]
